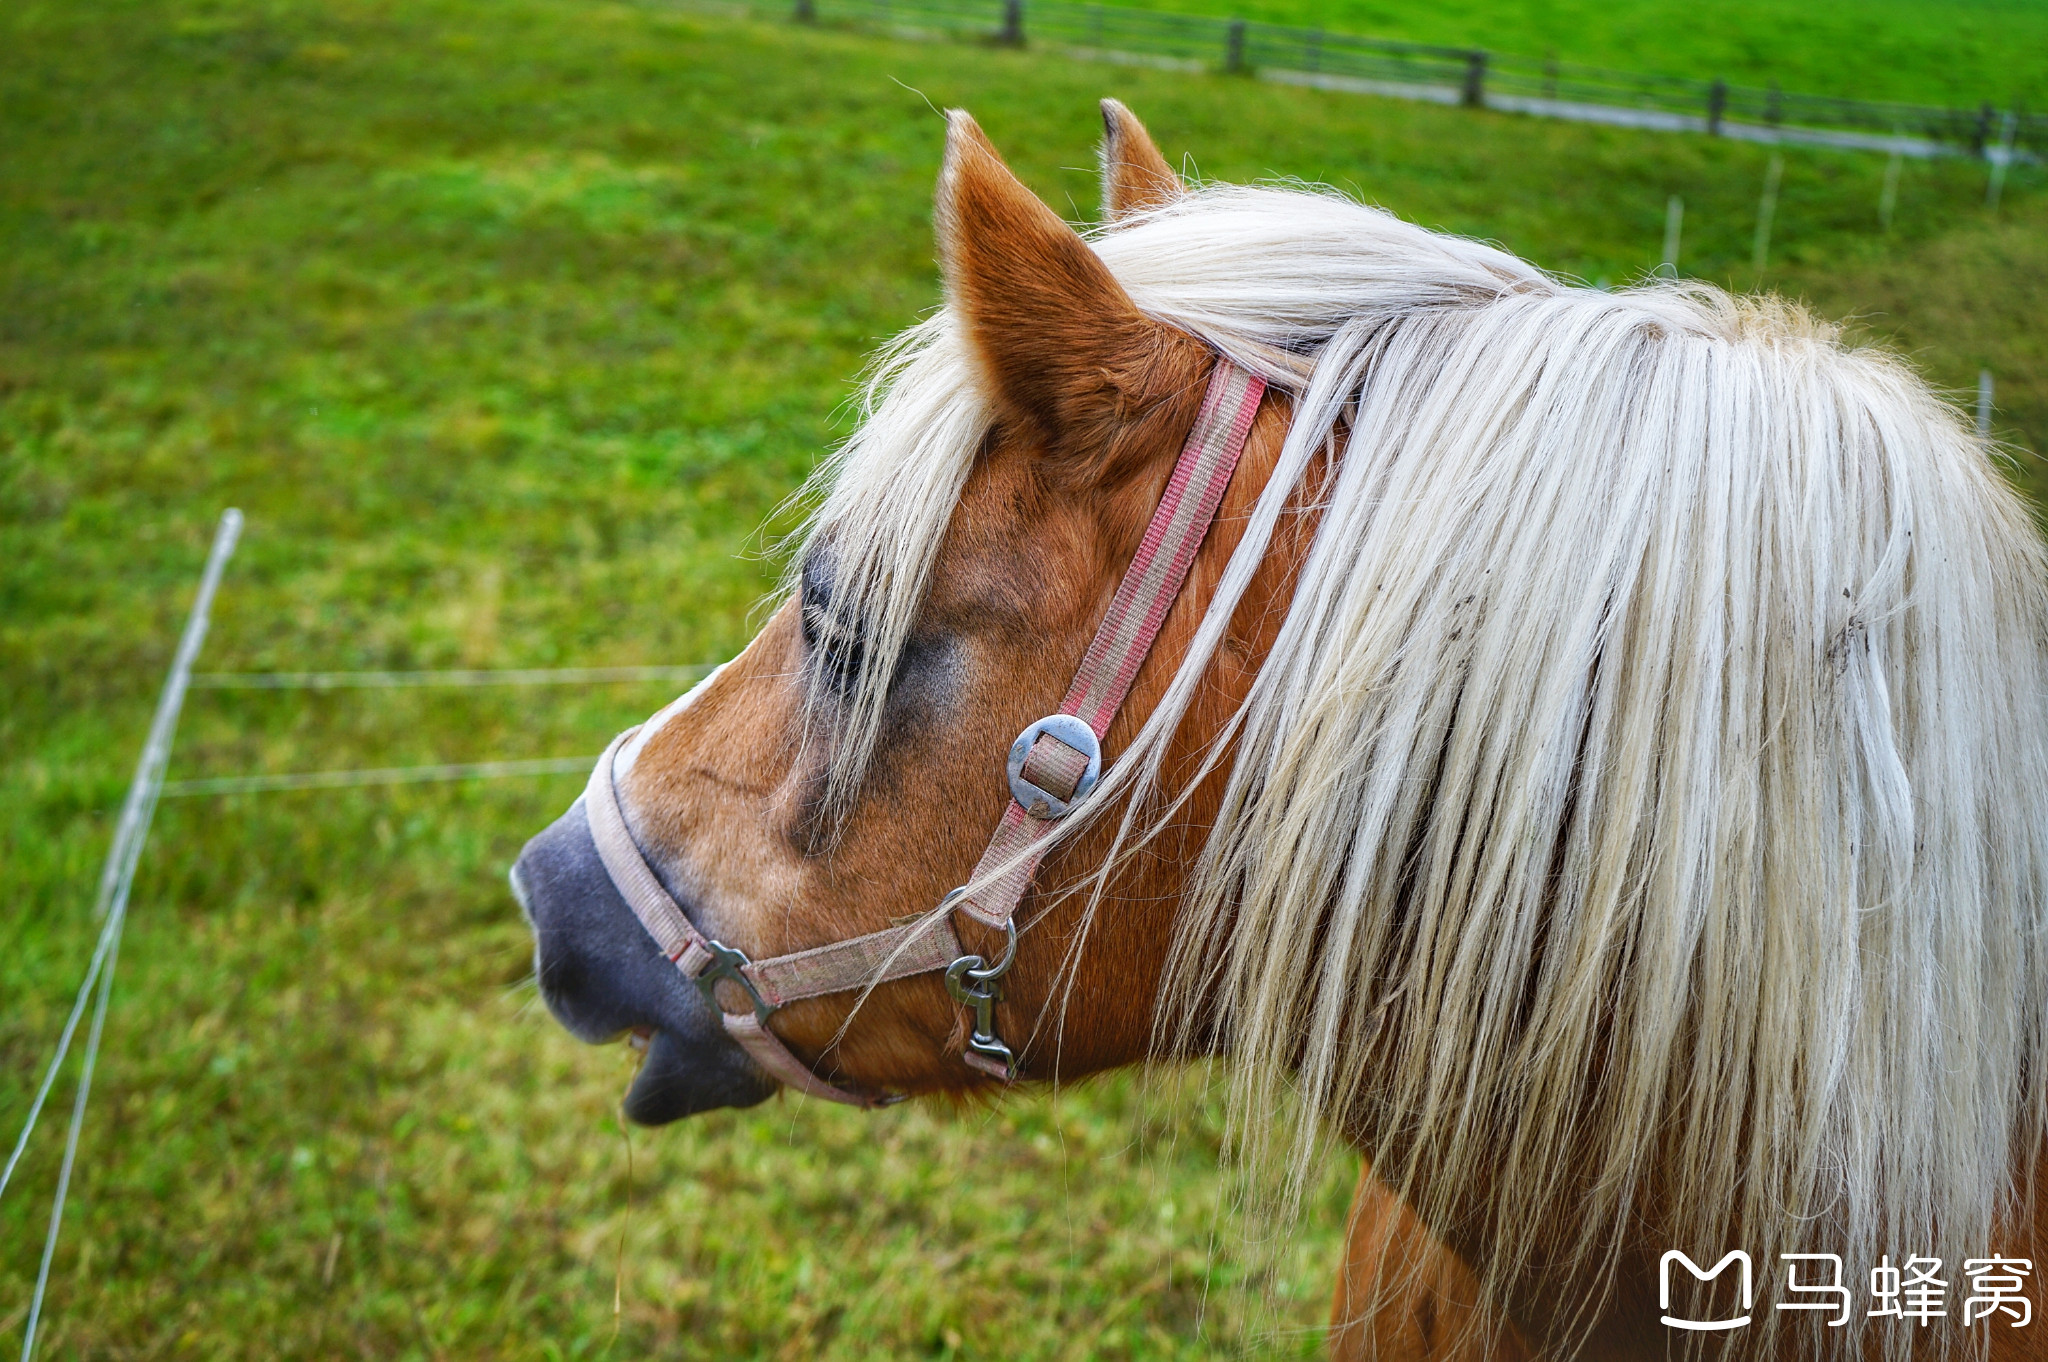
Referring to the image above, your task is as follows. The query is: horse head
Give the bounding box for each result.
[513,103,2048,1359]
[512,103,1301,1122]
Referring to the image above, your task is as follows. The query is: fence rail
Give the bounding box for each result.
[769,0,2040,157]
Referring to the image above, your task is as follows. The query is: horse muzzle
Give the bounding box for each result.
[510,798,777,1123]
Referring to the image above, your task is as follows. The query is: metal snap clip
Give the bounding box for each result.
[944,920,1020,1081]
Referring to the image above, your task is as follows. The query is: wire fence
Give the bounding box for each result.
[163,664,719,792]
[165,664,714,792]
[7,523,715,1348]
[755,0,2041,159]
[6,510,243,1361]
[161,755,600,796]
[190,663,714,690]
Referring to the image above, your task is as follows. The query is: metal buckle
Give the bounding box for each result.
[1006,714,1102,819]
[943,918,1019,1081]
[694,940,777,1024]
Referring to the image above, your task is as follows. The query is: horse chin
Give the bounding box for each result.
[624,1027,776,1124]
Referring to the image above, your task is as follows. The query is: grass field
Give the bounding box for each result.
[1112,0,2048,110]
[1,0,2043,1355]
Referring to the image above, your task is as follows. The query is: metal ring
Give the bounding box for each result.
[966,919,1018,984]
[1005,714,1102,819]
[942,919,1017,994]
[938,889,1018,979]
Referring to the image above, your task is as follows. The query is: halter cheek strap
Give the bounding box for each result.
[583,358,1266,1105]
[583,732,959,1108]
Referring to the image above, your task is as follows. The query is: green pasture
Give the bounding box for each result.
[1,0,2042,1355]
[1113,0,2048,110]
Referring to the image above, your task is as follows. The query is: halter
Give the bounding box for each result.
[583,359,1266,1106]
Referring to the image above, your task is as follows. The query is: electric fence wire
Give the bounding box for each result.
[21,905,124,1362]
[161,754,599,797]
[0,914,118,1206]
[10,534,705,1348]
[8,509,242,1362]
[190,663,713,689]
[165,665,717,795]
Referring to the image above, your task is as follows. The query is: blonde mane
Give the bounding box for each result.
[798,183,2048,1356]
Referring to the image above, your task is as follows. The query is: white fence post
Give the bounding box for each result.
[1752,152,1784,277]
[15,509,241,1362]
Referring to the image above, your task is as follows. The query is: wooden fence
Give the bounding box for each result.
[768,0,2040,158]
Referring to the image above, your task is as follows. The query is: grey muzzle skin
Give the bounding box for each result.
[511,797,777,1123]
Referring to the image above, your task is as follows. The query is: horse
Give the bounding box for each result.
[510,101,2048,1359]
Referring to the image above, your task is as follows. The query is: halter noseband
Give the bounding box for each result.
[583,359,1267,1106]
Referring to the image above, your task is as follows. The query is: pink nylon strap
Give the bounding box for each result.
[582,730,712,973]
[952,361,1266,929]
[721,1011,879,1105]
[582,357,1264,1102]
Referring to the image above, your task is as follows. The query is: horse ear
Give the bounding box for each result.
[1098,99,1182,221]
[936,111,1196,460]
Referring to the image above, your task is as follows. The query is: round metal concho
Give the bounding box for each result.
[1005,714,1103,819]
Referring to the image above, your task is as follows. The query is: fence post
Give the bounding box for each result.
[1225,18,1246,73]
[1973,102,1994,155]
[1765,80,1782,126]
[1660,194,1684,277]
[1987,108,2018,209]
[1978,371,1995,438]
[1752,151,1783,277]
[1462,50,1487,108]
[13,507,241,1362]
[1879,134,1903,231]
[1000,0,1022,44]
[793,0,814,20]
[1707,79,1727,135]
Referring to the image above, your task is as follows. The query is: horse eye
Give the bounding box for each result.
[804,605,866,692]
[799,563,864,691]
